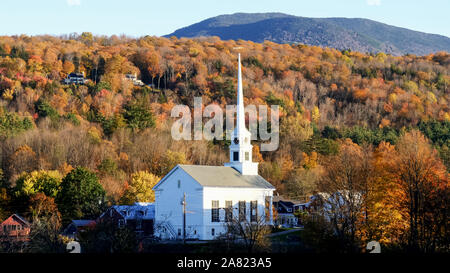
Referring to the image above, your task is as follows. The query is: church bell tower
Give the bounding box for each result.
[224,54,259,175]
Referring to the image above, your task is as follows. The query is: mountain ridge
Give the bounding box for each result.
[165,13,450,56]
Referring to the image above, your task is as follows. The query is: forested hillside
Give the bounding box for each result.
[166,13,450,56]
[0,34,448,252]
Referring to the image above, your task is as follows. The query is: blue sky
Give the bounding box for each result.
[1,0,449,38]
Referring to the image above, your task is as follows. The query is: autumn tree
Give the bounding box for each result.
[14,170,63,198]
[120,171,160,205]
[28,193,60,221]
[159,150,187,176]
[388,130,449,252]
[360,141,409,247]
[7,144,39,182]
[315,139,373,252]
[62,60,75,75]
[285,165,322,202]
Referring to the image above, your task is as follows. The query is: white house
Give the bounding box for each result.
[273,196,304,228]
[153,54,275,241]
[124,73,145,86]
[63,72,87,85]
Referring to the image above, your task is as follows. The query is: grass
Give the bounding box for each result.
[270,230,303,242]
[271,226,292,233]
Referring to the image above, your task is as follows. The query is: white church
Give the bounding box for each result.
[153,54,275,241]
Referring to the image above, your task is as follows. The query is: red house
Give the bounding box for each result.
[0,214,31,241]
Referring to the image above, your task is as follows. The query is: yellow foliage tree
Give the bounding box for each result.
[14,170,63,198]
[120,171,160,205]
[311,106,320,123]
[160,149,187,176]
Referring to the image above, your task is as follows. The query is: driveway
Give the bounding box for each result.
[267,227,303,238]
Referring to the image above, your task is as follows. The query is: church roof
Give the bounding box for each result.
[176,165,275,189]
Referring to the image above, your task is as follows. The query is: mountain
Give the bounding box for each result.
[165,13,450,56]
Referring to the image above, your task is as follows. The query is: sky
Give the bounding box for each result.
[0,0,449,38]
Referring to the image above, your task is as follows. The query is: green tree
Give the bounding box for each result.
[9,45,29,60]
[56,167,106,224]
[97,158,118,176]
[0,108,33,137]
[35,98,59,120]
[123,102,155,130]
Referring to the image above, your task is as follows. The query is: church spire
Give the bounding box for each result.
[224,53,259,175]
[236,53,245,135]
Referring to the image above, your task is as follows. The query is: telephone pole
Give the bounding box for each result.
[182,192,186,244]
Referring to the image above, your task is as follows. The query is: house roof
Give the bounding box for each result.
[72,220,95,227]
[68,72,84,77]
[274,200,297,214]
[172,165,275,189]
[272,195,305,204]
[1,214,31,227]
[110,202,155,220]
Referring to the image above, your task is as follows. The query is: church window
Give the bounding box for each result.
[265,199,271,221]
[233,152,239,161]
[211,200,220,222]
[245,152,249,161]
[178,228,181,236]
[239,201,246,222]
[177,180,180,188]
[211,228,215,236]
[225,201,233,222]
[251,201,258,222]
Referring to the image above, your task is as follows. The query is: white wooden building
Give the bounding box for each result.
[153,54,275,241]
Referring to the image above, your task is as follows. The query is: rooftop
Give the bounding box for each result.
[175,164,275,189]
[111,202,155,220]
[72,220,95,227]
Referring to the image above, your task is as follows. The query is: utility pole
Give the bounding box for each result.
[182,192,186,244]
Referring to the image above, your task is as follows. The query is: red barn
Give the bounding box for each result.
[0,214,31,241]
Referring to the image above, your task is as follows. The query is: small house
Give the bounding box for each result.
[98,202,155,238]
[62,219,96,239]
[273,197,303,227]
[63,72,87,85]
[0,214,31,241]
[124,73,144,86]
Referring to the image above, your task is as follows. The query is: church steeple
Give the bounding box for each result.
[224,53,259,175]
[236,53,245,136]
